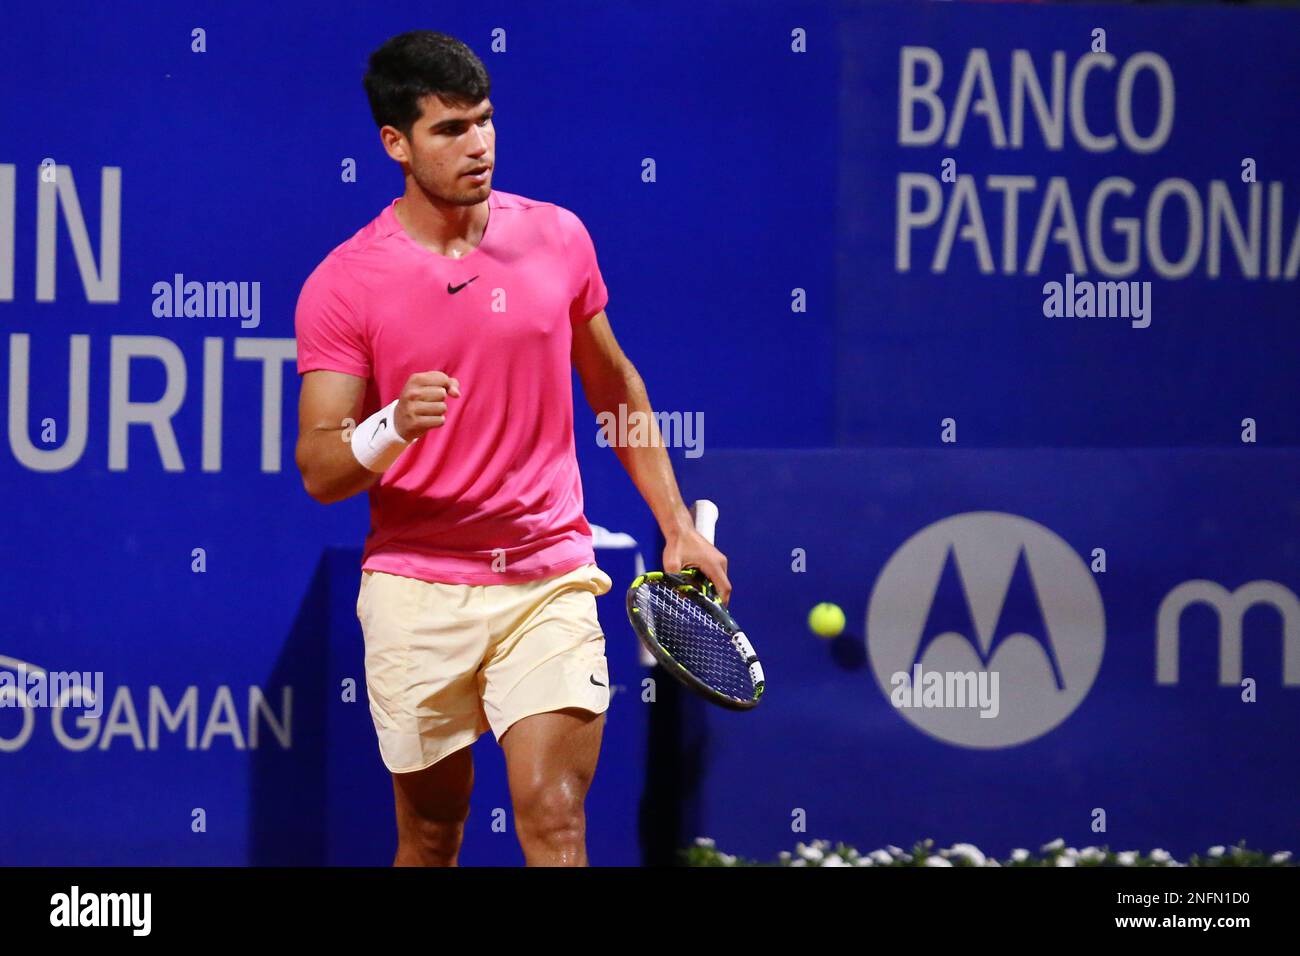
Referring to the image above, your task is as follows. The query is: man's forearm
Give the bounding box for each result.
[297,428,381,504]
[588,361,695,540]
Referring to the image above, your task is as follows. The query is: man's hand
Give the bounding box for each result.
[663,529,732,606]
[395,371,461,440]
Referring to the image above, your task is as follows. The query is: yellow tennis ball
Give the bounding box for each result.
[808,602,845,638]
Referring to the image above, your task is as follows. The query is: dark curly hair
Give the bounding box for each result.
[363,31,491,137]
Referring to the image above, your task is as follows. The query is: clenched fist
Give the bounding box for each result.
[394,371,461,441]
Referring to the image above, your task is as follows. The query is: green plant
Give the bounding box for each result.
[680,837,1295,868]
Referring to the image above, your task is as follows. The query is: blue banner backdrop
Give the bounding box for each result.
[676,449,1300,861]
[2,0,1297,864]
[834,1,1300,447]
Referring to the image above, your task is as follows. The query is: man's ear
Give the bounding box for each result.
[379,126,410,164]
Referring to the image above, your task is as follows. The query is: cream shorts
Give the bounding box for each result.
[355,562,613,774]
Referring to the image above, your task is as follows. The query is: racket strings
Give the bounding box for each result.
[635,583,755,701]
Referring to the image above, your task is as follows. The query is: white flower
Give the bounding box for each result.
[790,858,807,867]
[777,851,791,861]
[855,857,873,866]
[1116,852,1137,866]
[944,843,987,866]
[870,850,893,865]
[797,843,824,862]
[1079,847,1105,863]
[1063,847,1079,859]
[1207,846,1225,857]
[924,856,953,867]
[1041,838,1065,852]
[1011,848,1030,862]
[1149,849,1171,863]
[1271,851,1292,863]
[985,859,1001,867]
[1054,855,1076,867]
[886,844,905,857]
[694,837,715,848]
[823,855,849,867]
[718,853,736,865]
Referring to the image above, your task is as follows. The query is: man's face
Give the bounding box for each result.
[388,95,494,205]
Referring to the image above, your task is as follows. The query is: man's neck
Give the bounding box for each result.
[394,186,488,257]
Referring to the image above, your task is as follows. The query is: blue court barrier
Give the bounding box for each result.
[670,448,1300,862]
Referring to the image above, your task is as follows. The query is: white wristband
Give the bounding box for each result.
[351,399,410,473]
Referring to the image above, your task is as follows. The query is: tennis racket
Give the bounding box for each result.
[625,500,765,710]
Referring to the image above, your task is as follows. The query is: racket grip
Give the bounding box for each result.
[691,499,719,545]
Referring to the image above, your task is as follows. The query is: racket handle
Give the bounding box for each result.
[691,499,719,545]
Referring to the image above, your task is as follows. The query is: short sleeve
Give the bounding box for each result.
[560,206,609,325]
[294,260,371,378]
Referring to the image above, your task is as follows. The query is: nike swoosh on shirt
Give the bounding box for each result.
[447,276,480,294]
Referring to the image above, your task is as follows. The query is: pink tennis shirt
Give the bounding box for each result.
[294,189,609,585]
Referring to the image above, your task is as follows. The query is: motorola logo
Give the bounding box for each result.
[867,512,1105,748]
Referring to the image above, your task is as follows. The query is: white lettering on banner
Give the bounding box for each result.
[899,47,1174,153]
[896,174,1300,280]
[0,164,121,303]
[1156,581,1300,686]
[893,49,1300,281]
[0,163,293,473]
[867,512,1300,750]
[0,678,293,753]
[5,333,296,473]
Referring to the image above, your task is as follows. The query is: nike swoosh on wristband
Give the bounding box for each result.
[372,417,387,441]
[589,675,606,687]
[447,276,479,294]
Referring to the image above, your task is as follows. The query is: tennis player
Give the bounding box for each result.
[293,30,730,866]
